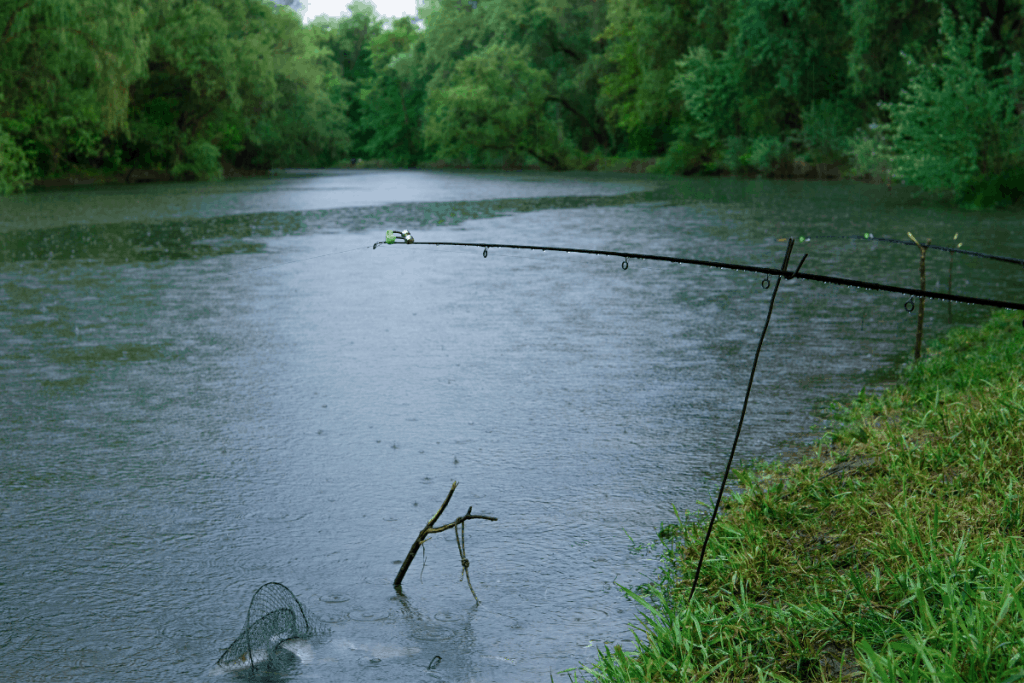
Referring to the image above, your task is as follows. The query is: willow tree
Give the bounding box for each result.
[125,0,350,178]
[0,0,149,190]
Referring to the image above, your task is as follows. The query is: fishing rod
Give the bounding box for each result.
[374,230,1024,313]
[785,233,1024,267]
[374,231,1022,601]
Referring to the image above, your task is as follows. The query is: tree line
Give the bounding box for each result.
[1,0,1022,205]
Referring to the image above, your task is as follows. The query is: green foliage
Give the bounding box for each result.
[359,17,428,166]
[748,135,793,176]
[2,0,1023,197]
[425,42,564,167]
[846,124,892,180]
[0,0,149,176]
[648,135,710,175]
[308,2,385,154]
[885,8,1024,204]
[597,0,696,154]
[843,0,941,110]
[127,0,350,174]
[666,0,856,175]
[672,46,741,148]
[419,0,610,161]
[309,2,383,83]
[171,140,223,181]
[968,168,1024,208]
[0,0,355,188]
[0,125,32,195]
[799,99,860,167]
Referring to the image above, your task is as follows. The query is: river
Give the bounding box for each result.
[2,170,1022,682]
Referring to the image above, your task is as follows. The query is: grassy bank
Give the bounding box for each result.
[585,310,1024,682]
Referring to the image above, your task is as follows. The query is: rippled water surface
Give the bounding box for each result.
[2,170,1023,682]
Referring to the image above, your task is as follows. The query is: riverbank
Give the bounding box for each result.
[29,163,270,189]
[348,155,835,178]
[586,310,1024,682]
[26,157,659,189]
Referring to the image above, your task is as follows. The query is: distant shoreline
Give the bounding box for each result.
[30,155,890,192]
[30,165,271,190]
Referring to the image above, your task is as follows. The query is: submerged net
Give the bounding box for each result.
[217,582,328,673]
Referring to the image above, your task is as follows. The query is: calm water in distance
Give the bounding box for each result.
[2,170,1023,682]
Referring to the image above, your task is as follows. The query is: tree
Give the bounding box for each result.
[425,42,564,167]
[597,0,698,154]
[308,2,385,155]
[885,7,1024,203]
[360,17,428,166]
[420,0,611,162]
[126,0,349,178]
[666,0,857,173]
[0,0,149,179]
[843,0,941,111]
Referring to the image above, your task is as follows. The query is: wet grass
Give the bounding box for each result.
[584,310,1024,682]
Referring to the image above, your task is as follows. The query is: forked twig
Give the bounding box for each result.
[393,481,497,601]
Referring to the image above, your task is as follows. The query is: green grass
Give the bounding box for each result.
[583,310,1024,683]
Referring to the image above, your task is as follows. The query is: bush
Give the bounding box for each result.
[885,8,1024,202]
[171,140,223,181]
[0,127,32,195]
[719,135,749,173]
[845,124,892,181]
[671,47,739,152]
[966,168,1024,207]
[748,135,793,176]
[648,128,709,175]
[800,99,859,168]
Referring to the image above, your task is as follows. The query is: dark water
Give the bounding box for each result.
[2,170,1022,682]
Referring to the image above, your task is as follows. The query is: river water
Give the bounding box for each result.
[2,170,1022,682]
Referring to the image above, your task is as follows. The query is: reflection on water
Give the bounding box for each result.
[0,193,675,266]
[0,169,658,232]
[1,171,1022,683]
[0,192,665,263]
